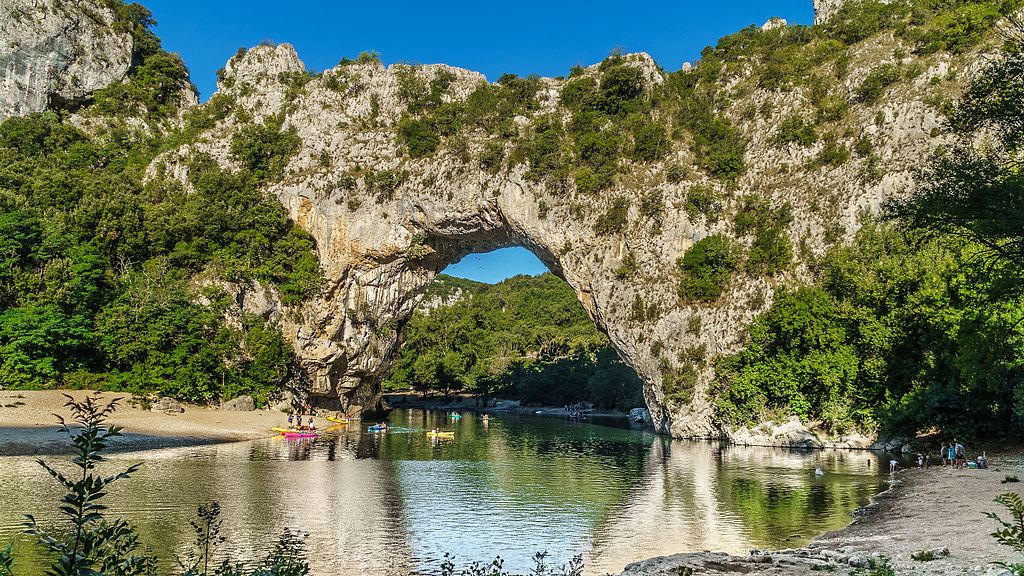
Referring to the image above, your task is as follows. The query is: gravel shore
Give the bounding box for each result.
[621,463,1024,575]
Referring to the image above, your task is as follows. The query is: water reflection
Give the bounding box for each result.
[0,410,888,576]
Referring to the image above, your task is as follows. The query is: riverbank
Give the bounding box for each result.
[620,461,1024,575]
[384,392,637,421]
[0,390,287,455]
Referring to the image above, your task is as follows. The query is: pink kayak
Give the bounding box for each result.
[283,431,318,438]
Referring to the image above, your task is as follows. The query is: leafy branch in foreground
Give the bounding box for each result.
[22,393,156,576]
[3,392,310,576]
[0,544,13,576]
[440,551,583,576]
[988,492,1024,575]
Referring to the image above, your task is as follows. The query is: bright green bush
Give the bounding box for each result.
[229,115,302,183]
[684,184,721,221]
[397,116,441,158]
[632,120,670,161]
[677,235,739,301]
[773,114,818,147]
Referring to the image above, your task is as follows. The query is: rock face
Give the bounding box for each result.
[142,29,966,436]
[0,0,980,439]
[813,0,849,24]
[0,0,133,120]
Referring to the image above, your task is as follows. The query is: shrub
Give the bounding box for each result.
[594,196,630,235]
[632,121,670,162]
[397,116,440,158]
[524,115,565,182]
[365,169,406,202]
[855,64,901,104]
[229,115,301,183]
[639,189,665,224]
[691,115,746,182]
[773,114,817,147]
[748,225,793,275]
[478,141,505,174]
[815,134,851,168]
[598,60,646,116]
[988,492,1024,576]
[684,184,721,221]
[677,235,738,301]
[666,163,688,184]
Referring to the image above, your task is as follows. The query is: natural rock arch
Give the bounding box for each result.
[151,36,948,437]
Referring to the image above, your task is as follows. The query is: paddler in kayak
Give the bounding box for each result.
[307,416,315,431]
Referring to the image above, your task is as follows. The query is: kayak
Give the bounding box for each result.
[367,425,388,432]
[284,431,318,438]
[272,427,297,434]
[427,431,455,438]
[326,416,350,424]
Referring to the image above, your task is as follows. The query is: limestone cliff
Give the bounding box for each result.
[0,0,133,120]
[0,0,1001,437]
[149,26,977,434]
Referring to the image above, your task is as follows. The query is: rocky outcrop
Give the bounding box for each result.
[142,24,974,435]
[0,0,990,439]
[222,395,256,411]
[813,0,849,24]
[727,417,875,449]
[0,0,133,120]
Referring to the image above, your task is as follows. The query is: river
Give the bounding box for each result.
[0,408,890,575]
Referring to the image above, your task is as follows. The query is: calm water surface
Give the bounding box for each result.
[0,409,889,575]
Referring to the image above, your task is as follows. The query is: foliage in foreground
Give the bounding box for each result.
[384,273,645,410]
[989,492,1024,575]
[4,393,309,576]
[440,552,583,576]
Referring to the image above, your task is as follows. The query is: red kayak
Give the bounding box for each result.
[283,431,318,438]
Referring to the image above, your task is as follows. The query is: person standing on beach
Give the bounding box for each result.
[939,443,947,466]
[954,439,965,469]
[947,443,955,467]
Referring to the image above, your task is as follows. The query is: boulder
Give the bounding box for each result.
[150,397,184,414]
[629,407,651,424]
[222,395,256,411]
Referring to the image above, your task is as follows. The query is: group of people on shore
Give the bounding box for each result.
[287,407,316,431]
[907,440,989,470]
[940,440,966,468]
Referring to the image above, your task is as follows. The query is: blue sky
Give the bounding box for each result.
[143,0,813,283]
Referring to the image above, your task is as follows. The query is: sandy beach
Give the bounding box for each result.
[0,390,290,455]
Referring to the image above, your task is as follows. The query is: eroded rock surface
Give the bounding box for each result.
[147,36,965,434]
[0,0,133,120]
[0,0,986,438]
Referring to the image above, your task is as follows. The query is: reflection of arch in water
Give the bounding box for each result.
[583,441,888,575]
[584,439,749,574]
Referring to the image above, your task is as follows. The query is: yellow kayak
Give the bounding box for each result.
[427,431,455,438]
[326,416,350,424]
[272,427,297,434]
